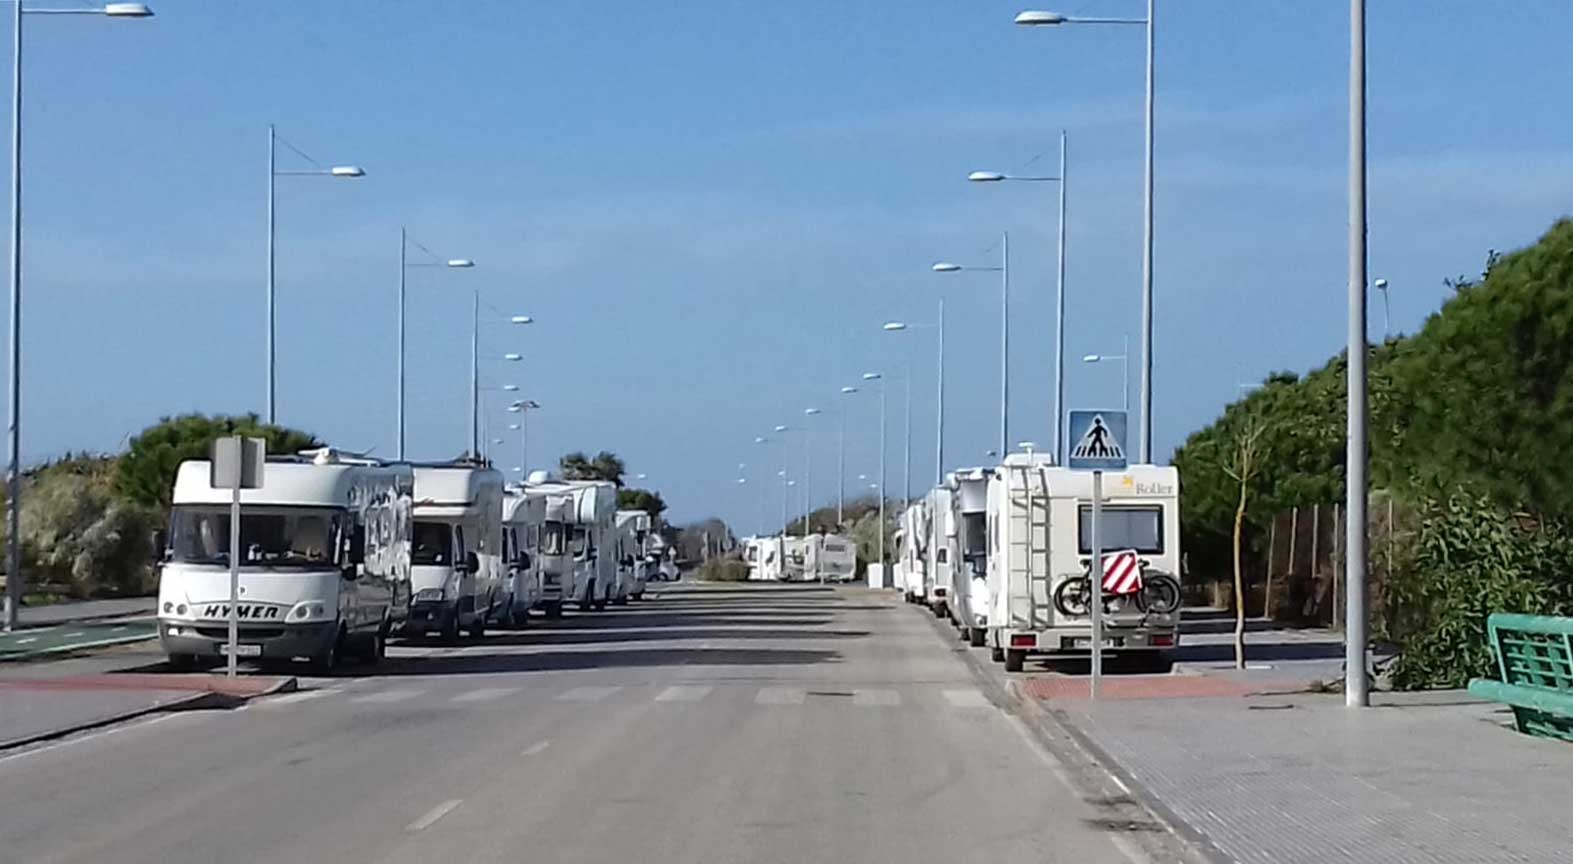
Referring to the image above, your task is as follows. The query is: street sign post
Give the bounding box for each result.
[210,436,265,678]
[1067,411,1128,700]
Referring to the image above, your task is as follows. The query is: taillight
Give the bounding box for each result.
[1150,634,1175,647]
[1010,634,1035,648]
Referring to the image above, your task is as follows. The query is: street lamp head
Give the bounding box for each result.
[511,315,533,324]
[1082,354,1101,363]
[967,171,1006,183]
[329,165,366,178]
[754,436,768,444]
[882,322,907,331]
[491,438,505,445]
[508,424,521,430]
[861,372,882,381]
[773,425,789,433]
[736,478,747,484]
[507,405,522,413]
[804,408,821,416]
[858,474,868,481]
[502,353,523,361]
[502,384,519,391]
[512,466,522,473]
[1015,10,1067,25]
[445,258,474,269]
[103,3,154,16]
[1017,440,1037,450]
[840,386,858,394]
[1374,278,1389,290]
[931,262,961,273]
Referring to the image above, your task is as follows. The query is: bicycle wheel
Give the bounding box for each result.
[1053,577,1092,617]
[1138,573,1182,615]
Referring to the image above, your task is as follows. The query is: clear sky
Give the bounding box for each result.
[12,1,1573,528]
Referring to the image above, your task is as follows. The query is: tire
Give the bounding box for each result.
[931,603,945,619]
[469,612,486,639]
[581,581,598,612]
[969,628,987,648]
[309,629,342,675]
[544,601,563,620]
[1054,577,1093,618]
[440,611,460,645]
[990,645,1005,663]
[167,653,200,671]
[510,609,529,628]
[1137,574,1182,615]
[372,628,387,662]
[612,596,629,607]
[1004,649,1026,673]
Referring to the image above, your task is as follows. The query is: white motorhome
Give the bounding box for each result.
[985,456,1182,672]
[614,509,654,600]
[529,474,618,612]
[947,467,993,647]
[925,486,955,617]
[744,535,785,581]
[405,464,505,642]
[897,502,929,603]
[157,450,413,672]
[782,535,808,581]
[804,533,857,583]
[500,488,545,627]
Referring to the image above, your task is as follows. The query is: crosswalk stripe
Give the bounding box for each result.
[556,685,621,702]
[654,685,713,703]
[942,689,991,708]
[853,689,901,707]
[754,687,805,705]
[451,687,519,703]
[352,689,425,704]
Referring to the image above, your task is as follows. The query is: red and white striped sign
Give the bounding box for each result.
[1101,550,1143,595]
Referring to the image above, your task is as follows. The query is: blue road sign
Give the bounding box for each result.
[1067,410,1128,471]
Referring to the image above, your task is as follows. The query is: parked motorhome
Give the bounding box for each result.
[405,464,505,641]
[614,509,654,601]
[897,502,929,603]
[500,487,545,627]
[947,467,993,647]
[804,533,857,583]
[745,535,785,581]
[528,474,617,612]
[984,455,1182,671]
[925,486,955,617]
[157,449,413,671]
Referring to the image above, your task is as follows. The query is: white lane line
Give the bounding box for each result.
[63,632,85,638]
[451,687,519,703]
[521,740,551,757]
[942,689,992,708]
[405,798,463,833]
[556,686,620,703]
[654,685,712,703]
[853,689,901,707]
[262,689,338,707]
[754,687,805,705]
[14,637,35,644]
[351,689,425,704]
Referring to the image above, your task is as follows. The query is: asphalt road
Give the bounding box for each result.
[0,582,1185,864]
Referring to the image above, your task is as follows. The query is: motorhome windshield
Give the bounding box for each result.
[170,506,341,568]
[411,520,455,566]
[542,522,566,555]
[1077,505,1164,555]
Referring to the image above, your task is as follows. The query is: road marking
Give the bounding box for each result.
[63,632,85,638]
[262,689,337,707]
[405,799,463,833]
[14,637,35,644]
[654,685,712,703]
[451,687,519,703]
[943,689,991,708]
[754,687,805,705]
[521,740,551,757]
[352,689,424,704]
[556,685,620,702]
[853,689,901,707]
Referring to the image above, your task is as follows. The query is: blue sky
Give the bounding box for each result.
[13,1,1573,528]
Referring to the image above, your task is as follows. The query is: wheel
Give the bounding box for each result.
[632,592,644,601]
[969,628,987,648]
[1137,574,1182,615]
[544,601,563,620]
[593,597,608,611]
[167,653,200,671]
[469,613,486,639]
[931,603,945,618]
[990,645,1005,663]
[510,608,529,628]
[612,596,629,607]
[440,611,460,644]
[1054,577,1093,618]
[1004,649,1026,673]
[372,629,387,662]
[309,629,343,675]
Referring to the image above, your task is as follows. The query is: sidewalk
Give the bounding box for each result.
[13,596,156,628]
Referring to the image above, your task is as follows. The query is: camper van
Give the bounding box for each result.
[948,467,993,647]
[985,455,1182,672]
[614,509,653,600]
[804,533,857,583]
[745,535,785,581]
[897,502,929,603]
[405,464,505,641]
[499,488,544,627]
[925,486,955,617]
[530,475,617,612]
[157,450,413,671]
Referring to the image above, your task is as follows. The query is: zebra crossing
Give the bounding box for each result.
[256,682,994,713]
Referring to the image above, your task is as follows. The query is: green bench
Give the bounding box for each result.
[1467,612,1573,742]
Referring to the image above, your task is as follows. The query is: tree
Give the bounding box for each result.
[617,487,667,520]
[116,414,321,511]
[559,451,626,487]
[1221,417,1269,670]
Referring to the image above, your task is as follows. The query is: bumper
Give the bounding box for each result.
[159,620,337,660]
[403,601,459,634]
[1000,623,1179,654]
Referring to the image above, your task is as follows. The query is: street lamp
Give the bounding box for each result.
[859,372,889,567]
[4,0,153,632]
[837,387,860,525]
[1346,0,1371,709]
[267,126,364,425]
[397,234,471,459]
[933,234,1010,457]
[471,310,528,457]
[969,135,1068,461]
[1082,334,1130,411]
[1373,277,1390,340]
[883,315,941,487]
[510,399,540,479]
[1017,7,1153,463]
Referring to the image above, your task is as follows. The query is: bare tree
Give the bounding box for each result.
[1221,418,1269,670]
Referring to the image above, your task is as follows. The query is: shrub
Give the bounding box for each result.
[696,557,749,582]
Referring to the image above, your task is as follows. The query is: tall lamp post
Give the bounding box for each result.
[884,314,942,486]
[508,399,540,478]
[5,1,153,632]
[968,131,1067,459]
[933,234,1010,457]
[1346,0,1370,709]
[266,126,363,424]
[837,387,858,526]
[860,373,889,567]
[1017,8,1152,462]
[469,302,529,458]
[1082,334,1130,410]
[398,235,472,459]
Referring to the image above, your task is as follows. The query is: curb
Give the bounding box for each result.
[14,609,156,631]
[0,631,158,664]
[0,675,297,753]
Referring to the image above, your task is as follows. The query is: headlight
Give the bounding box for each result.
[288,601,330,621]
[162,601,173,613]
[175,603,187,615]
[415,588,444,602]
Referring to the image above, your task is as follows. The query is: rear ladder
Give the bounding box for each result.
[1006,464,1052,631]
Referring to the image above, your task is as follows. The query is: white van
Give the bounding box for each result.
[157,449,413,672]
[925,486,955,617]
[985,455,1181,672]
[530,475,617,612]
[614,509,653,600]
[500,488,544,627]
[948,467,993,647]
[405,464,505,641]
[745,535,785,581]
[897,502,929,603]
[804,533,857,583]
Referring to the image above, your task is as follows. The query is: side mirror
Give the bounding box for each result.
[348,525,366,565]
[458,552,480,574]
[151,529,169,564]
[517,551,532,571]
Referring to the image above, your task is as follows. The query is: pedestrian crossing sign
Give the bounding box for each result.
[1067,410,1128,470]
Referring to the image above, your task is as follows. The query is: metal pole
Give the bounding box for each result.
[397,227,406,460]
[803,424,811,539]
[3,1,21,631]
[1381,285,1390,340]
[1000,231,1009,458]
[1137,0,1155,464]
[1345,0,1370,708]
[226,478,240,678]
[879,380,887,569]
[936,297,945,485]
[470,288,479,459]
[902,364,911,506]
[266,124,277,424]
[520,408,529,479]
[1122,333,1130,412]
[1054,129,1068,464]
[837,409,845,527]
[1090,469,1104,699]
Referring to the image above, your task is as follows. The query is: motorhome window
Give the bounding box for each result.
[1077,506,1163,554]
[571,527,588,556]
[542,522,566,555]
[411,521,454,566]
[962,513,987,558]
[169,507,341,568]
[936,548,949,564]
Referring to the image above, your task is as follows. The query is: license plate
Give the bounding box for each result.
[219,643,262,657]
[1073,637,1121,649]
